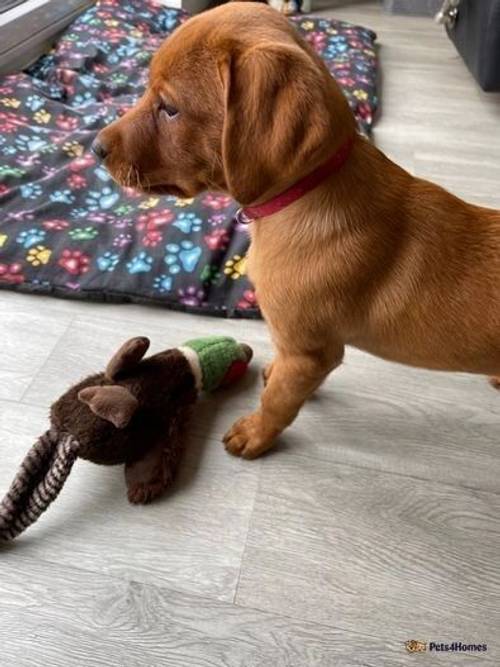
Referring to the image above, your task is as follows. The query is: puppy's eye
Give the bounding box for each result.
[158,100,179,120]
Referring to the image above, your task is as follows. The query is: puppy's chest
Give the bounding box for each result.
[249,228,347,286]
[247,237,306,289]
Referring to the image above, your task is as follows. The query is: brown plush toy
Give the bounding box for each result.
[0,335,252,541]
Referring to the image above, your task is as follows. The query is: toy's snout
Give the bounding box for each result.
[179,336,254,392]
[239,343,253,364]
[218,342,253,387]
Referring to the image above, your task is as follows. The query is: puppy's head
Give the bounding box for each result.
[95,2,355,205]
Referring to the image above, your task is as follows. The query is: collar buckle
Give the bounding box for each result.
[235,208,254,225]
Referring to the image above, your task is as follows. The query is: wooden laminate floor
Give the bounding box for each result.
[1,3,499,665]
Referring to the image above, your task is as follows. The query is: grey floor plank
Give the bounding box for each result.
[21,312,269,407]
[236,454,500,660]
[20,313,205,404]
[0,559,426,667]
[0,295,71,401]
[271,347,500,493]
[414,146,500,208]
[0,288,266,335]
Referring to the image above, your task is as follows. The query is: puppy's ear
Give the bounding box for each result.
[105,336,150,380]
[78,385,139,429]
[218,40,355,205]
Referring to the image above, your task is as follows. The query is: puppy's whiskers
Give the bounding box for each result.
[125,164,133,188]
[143,170,152,192]
[206,154,223,192]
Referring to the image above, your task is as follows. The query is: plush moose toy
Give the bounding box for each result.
[0,335,252,541]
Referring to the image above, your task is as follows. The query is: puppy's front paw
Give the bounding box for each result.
[223,413,275,459]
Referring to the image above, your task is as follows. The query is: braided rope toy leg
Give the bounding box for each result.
[0,431,80,541]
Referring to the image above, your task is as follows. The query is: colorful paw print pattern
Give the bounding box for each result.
[164,241,202,275]
[0,0,378,317]
[27,245,52,266]
[224,255,248,280]
[126,251,154,274]
[291,16,378,134]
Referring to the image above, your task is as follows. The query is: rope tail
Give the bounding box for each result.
[0,431,80,541]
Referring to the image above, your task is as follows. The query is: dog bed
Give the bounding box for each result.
[0,0,378,318]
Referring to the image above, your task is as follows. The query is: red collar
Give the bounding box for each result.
[235,134,355,224]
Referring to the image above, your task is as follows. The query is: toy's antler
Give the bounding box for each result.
[0,430,80,541]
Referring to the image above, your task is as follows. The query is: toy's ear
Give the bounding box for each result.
[105,336,150,380]
[78,385,139,429]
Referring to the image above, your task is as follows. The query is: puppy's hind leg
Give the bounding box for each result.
[489,376,500,390]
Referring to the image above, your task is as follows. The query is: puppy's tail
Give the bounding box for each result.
[0,430,80,541]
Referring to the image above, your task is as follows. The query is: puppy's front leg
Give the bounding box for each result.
[223,344,344,459]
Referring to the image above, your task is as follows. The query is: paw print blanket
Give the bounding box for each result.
[0,0,378,318]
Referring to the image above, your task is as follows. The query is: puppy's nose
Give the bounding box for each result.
[91,137,109,160]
